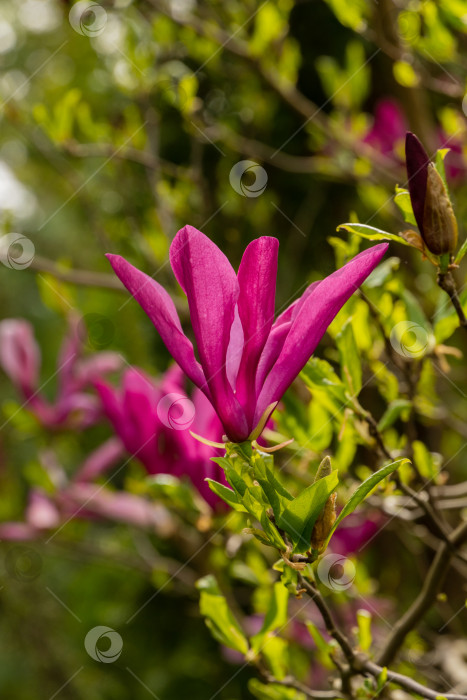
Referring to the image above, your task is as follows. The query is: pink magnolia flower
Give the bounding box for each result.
[95,365,227,507]
[0,315,122,429]
[364,98,466,180]
[0,443,175,541]
[364,99,408,159]
[107,226,388,442]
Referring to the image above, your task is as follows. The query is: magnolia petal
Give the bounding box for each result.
[254,244,389,426]
[235,237,278,423]
[0,319,41,396]
[74,437,125,482]
[107,254,207,392]
[170,226,248,441]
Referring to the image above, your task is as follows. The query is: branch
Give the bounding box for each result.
[297,567,467,700]
[30,255,123,289]
[297,574,355,665]
[353,397,453,544]
[199,123,363,180]
[260,672,339,699]
[64,140,188,179]
[144,0,401,183]
[376,518,467,666]
[362,659,467,700]
[437,270,467,334]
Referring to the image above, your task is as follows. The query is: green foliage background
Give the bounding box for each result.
[0,0,466,698]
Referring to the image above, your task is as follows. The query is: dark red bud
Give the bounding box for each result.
[405,132,429,237]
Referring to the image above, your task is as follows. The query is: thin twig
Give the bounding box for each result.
[437,270,467,333]
[376,518,467,666]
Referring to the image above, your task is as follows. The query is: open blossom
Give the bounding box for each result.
[107,226,387,442]
[0,315,122,429]
[95,365,226,507]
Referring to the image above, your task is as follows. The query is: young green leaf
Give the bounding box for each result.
[197,575,249,655]
[336,319,362,396]
[337,223,413,246]
[357,609,372,651]
[301,357,347,415]
[248,679,306,700]
[206,479,248,511]
[412,441,438,480]
[326,458,408,544]
[278,471,339,553]
[454,236,467,265]
[251,582,289,652]
[254,452,293,522]
[377,399,412,432]
[394,186,417,226]
[261,636,289,680]
[260,511,287,550]
[434,148,450,191]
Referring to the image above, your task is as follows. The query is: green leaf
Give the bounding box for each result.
[434,148,450,192]
[301,357,347,414]
[249,679,306,700]
[261,636,289,680]
[253,452,293,522]
[412,441,438,480]
[377,667,388,691]
[326,458,408,543]
[260,510,287,550]
[394,187,417,226]
[251,582,289,652]
[357,609,372,651]
[280,564,298,593]
[278,471,339,553]
[434,286,467,342]
[212,458,246,496]
[377,399,412,431]
[364,257,400,288]
[454,236,467,264]
[245,527,276,547]
[205,479,248,511]
[197,576,249,655]
[337,223,413,246]
[336,319,362,396]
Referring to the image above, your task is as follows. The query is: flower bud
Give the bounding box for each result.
[405,132,458,256]
[311,492,337,552]
[311,456,337,551]
[422,164,458,255]
[313,455,332,483]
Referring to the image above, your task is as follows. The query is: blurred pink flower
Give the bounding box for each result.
[0,315,122,429]
[107,226,387,442]
[0,443,175,541]
[364,99,407,158]
[364,98,466,180]
[95,365,227,508]
[330,511,383,556]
